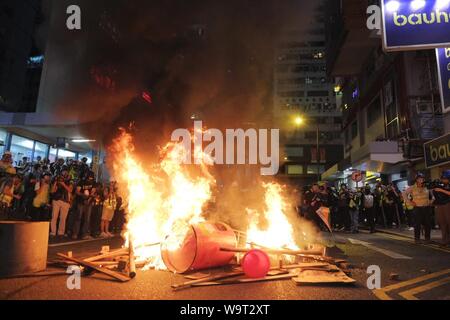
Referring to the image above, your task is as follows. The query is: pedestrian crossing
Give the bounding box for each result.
[373,269,450,300]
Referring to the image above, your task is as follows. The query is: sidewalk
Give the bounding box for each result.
[48,234,121,247]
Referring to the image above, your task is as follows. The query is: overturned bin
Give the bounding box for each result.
[0,221,49,277]
[161,222,237,273]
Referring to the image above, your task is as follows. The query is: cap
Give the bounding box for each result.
[415,172,425,181]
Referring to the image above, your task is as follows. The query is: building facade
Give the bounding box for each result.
[323,0,449,190]
[0,0,44,113]
[274,1,343,186]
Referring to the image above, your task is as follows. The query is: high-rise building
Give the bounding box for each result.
[273,2,343,185]
[0,0,45,113]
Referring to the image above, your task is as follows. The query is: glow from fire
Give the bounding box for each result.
[110,129,214,269]
[110,129,300,270]
[246,183,299,250]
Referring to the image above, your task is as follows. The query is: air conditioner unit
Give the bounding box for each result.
[416,101,434,114]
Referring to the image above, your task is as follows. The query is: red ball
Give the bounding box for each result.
[242,249,270,279]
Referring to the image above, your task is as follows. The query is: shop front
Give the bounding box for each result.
[424,132,450,180]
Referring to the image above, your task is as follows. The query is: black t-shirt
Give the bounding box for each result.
[23,172,37,195]
[305,191,325,212]
[434,184,450,205]
[52,177,72,203]
[338,190,349,207]
[76,179,95,205]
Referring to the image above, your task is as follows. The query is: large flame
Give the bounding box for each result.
[110,128,301,270]
[110,129,214,269]
[246,183,299,250]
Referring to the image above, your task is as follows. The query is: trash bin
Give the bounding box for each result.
[161,222,237,273]
[0,221,49,277]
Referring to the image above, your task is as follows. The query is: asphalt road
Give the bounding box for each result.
[0,230,449,300]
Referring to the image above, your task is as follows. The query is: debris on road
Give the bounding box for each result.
[389,273,400,281]
[293,265,356,285]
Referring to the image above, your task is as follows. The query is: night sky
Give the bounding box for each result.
[39,0,316,154]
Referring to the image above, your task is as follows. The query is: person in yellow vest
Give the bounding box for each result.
[0,174,22,219]
[402,188,415,231]
[0,152,16,177]
[405,173,434,244]
[100,186,117,238]
[31,173,51,221]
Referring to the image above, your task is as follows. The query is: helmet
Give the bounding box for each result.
[441,170,450,180]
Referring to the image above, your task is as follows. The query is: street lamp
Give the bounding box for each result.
[294,116,304,127]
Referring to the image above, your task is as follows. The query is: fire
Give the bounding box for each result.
[246,183,299,250]
[110,129,214,269]
[110,128,301,271]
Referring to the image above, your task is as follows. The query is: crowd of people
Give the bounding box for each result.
[1,148,450,248]
[301,171,450,246]
[0,151,125,240]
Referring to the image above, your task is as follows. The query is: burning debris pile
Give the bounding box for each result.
[52,128,355,287]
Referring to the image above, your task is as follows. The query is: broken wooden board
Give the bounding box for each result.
[83,248,128,262]
[172,271,244,291]
[191,272,297,287]
[292,265,356,285]
[57,253,131,282]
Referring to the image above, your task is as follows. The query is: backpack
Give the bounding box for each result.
[364,194,374,209]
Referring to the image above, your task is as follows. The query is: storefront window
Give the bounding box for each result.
[10,135,34,166]
[49,147,58,163]
[58,149,76,160]
[286,165,303,175]
[34,142,49,162]
[307,165,325,175]
[79,151,93,164]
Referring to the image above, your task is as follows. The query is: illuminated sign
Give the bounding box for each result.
[424,133,450,168]
[381,0,450,51]
[436,47,450,113]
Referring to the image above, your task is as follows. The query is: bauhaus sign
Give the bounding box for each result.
[436,47,450,113]
[381,0,450,51]
[424,133,450,168]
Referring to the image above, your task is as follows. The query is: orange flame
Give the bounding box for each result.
[110,129,214,269]
[110,128,302,270]
[246,182,299,250]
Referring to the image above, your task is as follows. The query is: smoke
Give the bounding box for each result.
[41,1,324,244]
[40,0,317,150]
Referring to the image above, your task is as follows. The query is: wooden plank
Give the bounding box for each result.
[57,253,131,282]
[292,266,356,285]
[173,263,330,291]
[220,247,337,264]
[172,271,244,291]
[192,273,296,287]
[83,248,128,262]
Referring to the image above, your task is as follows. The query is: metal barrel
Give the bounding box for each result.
[161,222,237,273]
[0,221,49,277]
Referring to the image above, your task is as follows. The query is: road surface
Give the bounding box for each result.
[0,230,449,300]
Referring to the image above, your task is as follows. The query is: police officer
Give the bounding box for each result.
[433,170,450,247]
[405,173,434,244]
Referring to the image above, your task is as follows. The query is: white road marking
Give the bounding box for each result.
[348,238,413,260]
